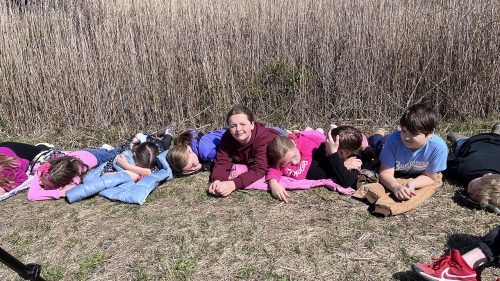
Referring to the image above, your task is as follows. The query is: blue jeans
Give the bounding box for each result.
[85,148,120,164]
[267,126,288,136]
[368,134,388,156]
[453,138,469,157]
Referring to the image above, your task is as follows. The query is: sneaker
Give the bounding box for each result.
[315,128,325,135]
[373,128,386,137]
[447,132,467,144]
[412,249,479,281]
[165,122,177,136]
[329,124,338,130]
[35,142,55,148]
[100,144,114,151]
[157,123,176,137]
[491,122,500,135]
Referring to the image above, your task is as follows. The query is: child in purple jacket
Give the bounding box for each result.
[167,129,226,176]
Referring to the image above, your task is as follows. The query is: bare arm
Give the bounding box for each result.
[115,154,152,176]
[379,164,415,200]
[406,171,440,189]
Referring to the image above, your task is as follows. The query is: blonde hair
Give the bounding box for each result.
[267,136,295,167]
[167,145,190,174]
[469,174,500,208]
[167,130,195,174]
[0,153,19,189]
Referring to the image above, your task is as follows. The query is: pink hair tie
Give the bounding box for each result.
[38,162,51,174]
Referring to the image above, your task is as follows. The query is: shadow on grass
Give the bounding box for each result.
[392,270,421,280]
[442,176,479,211]
[446,233,482,253]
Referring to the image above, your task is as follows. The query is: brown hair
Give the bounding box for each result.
[226,105,255,125]
[399,103,439,135]
[469,174,500,208]
[132,142,159,169]
[0,153,19,189]
[330,125,363,152]
[45,156,89,189]
[267,136,296,167]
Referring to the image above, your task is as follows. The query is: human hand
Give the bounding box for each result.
[215,181,236,197]
[344,157,362,171]
[59,185,74,197]
[325,130,340,156]
[270,180,289,203]
[124,170,141,182]
[403,180,417,192]
[208,180,221,195]
[116,154,129,167]
[60,188,68,197]
[391,184,416,201]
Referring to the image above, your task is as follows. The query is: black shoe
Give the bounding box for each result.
[446,132,467,143]
[491,122,500,135]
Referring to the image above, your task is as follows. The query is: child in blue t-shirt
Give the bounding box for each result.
[354,104,448,216]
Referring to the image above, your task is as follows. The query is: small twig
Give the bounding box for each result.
[277,265,301,273]
[351,257,375,261]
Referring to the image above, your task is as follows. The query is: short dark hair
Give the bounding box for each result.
[400,104,438,135]
[226,105,255,125]
[133,142,159,168]
[330,126,363,152]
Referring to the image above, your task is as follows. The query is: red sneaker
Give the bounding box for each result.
[412,249,479,281]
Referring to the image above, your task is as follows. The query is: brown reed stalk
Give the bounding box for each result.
[0,0,498,134]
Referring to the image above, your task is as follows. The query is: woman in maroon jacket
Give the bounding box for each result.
[209,105,281,197]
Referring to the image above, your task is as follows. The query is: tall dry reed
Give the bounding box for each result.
[0,0,498,134]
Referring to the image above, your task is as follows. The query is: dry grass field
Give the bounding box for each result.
[0,126,499,280]
[0,0,499,280]
[0,0,498,133]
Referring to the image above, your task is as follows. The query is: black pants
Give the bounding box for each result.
[478,226,500,264]
[0,142,50,161]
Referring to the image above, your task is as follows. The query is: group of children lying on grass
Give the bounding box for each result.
[1,103,498,214]
[1,103,499,280]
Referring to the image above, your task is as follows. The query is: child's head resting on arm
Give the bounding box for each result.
[468,173,500,208]
[132,142,160,169]
[330,126,363,160]
[399,103,439,150]
[267,136,299,169]
[39,156,89,190]
[267,126,365,169]
[167,131,202,175]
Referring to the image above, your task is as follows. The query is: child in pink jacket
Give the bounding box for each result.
[266,130,326,202]
[28,148,119,201]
